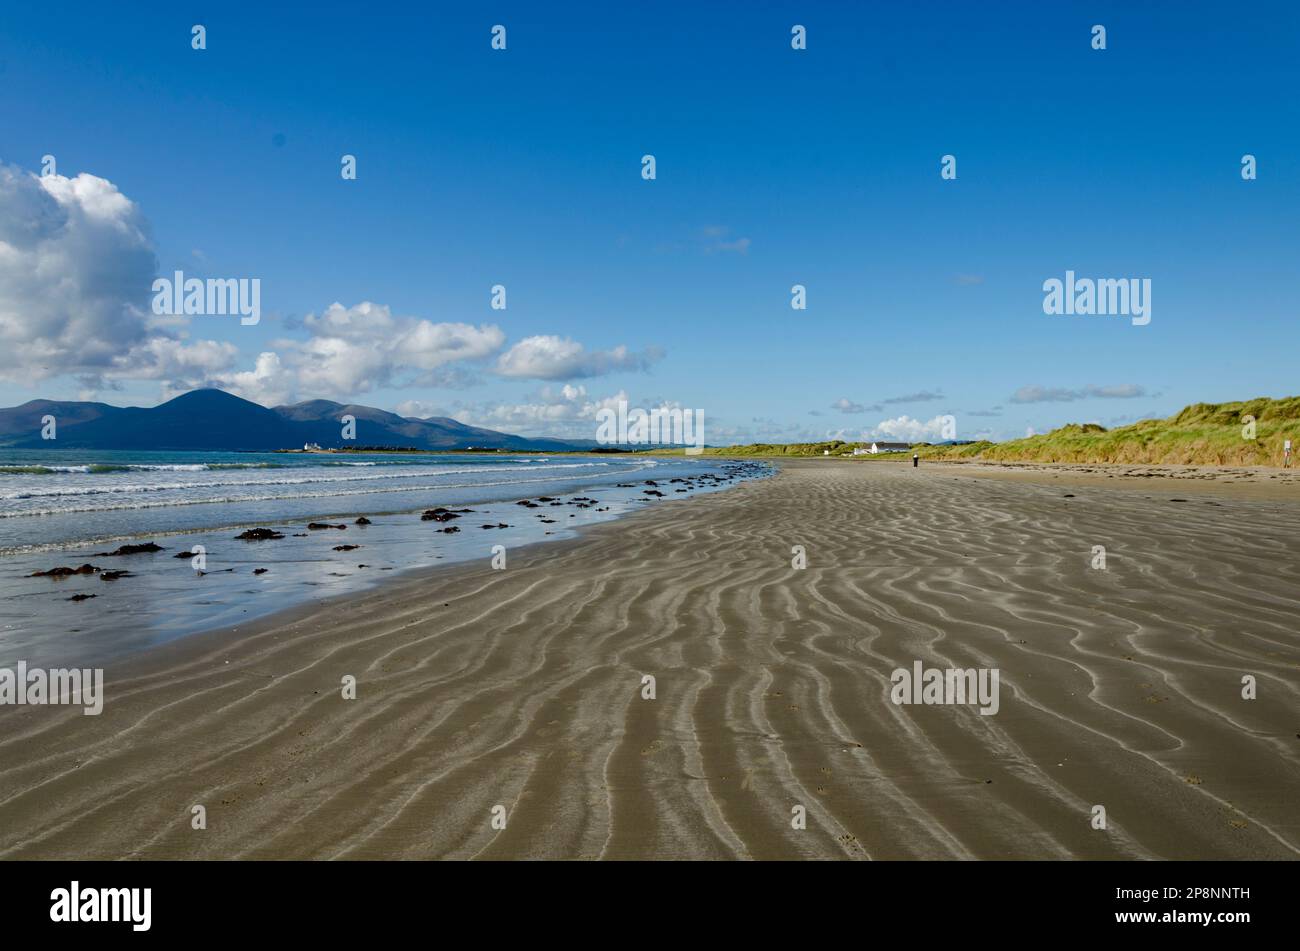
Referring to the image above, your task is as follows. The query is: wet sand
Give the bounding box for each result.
[1,459,1297,860]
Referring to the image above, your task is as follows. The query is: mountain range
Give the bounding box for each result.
[0,389,597,452]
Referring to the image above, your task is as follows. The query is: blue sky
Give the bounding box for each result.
[0,0,1296,443]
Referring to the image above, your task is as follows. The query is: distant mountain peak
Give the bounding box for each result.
[0,387,591,452]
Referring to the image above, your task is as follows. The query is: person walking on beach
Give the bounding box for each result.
[912,453,919,468]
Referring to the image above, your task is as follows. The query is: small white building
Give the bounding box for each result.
[303,442,321,451]
[854,442,911,455]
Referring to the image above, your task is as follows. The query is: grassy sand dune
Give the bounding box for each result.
[0,461,1296,859]
[924,397,1300,466]
[687,396,1300,467]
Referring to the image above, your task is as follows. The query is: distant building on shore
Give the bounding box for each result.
[303,442,321,451]
[855,442,911,455]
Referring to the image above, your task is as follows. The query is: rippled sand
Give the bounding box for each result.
[1,460,1297,859]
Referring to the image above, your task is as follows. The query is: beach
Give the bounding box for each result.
[0,451,757,664]
[0,458,1297,860]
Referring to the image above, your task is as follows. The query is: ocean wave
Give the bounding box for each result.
[0,460,444,475]
[0,469,655,520]
[0,461,626,501]
[1,462,259,474]
[205,462,288,470]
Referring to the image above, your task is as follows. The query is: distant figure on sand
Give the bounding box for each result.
[912,453,919,468]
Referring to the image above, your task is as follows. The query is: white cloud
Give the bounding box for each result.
[495,335,662,380]
[395,399,450,419]
[868,414,952,442]
[211,323,654,403]
[443,386,640,437]
[0,163,662,409]
[293,301,504,394]
[124,337,239,381]
[1011,383,1148,404]
[0,164,252,397]
[194,351,293,406]
[196,302,505,402]
[0,164,155,382]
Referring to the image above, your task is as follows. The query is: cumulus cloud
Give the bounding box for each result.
[442,385,629,437]
[301,301,502,375]
[0,164,156,382]
[0,162,663,407]
[127,337,240,381]
[868,414,953,442]
[395,399,451,419]
[831,397,866,414]
[0,163,249,393]
[199,314,643,405]
[495,335,662,381]
[184,351,293,406]
[1010,384,1148,404]
[194,302,505,403]
[446,385,708,439]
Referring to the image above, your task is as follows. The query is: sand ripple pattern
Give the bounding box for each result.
[0,461,1297,859]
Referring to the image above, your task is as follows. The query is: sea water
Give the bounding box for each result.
[0,450,767,666]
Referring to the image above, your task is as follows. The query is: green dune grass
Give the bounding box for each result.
[920,396,1300,466]
[695,439,869,457]
[670,396,1300,466]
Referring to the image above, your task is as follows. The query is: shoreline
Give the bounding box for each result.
[67,468,763,676]
[25,455,1299,679]
[1,459,1296,860]
[665,453,1300,500]
[0,458,767,667]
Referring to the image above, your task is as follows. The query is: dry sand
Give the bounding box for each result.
[1,460,1297,860]
[929,458,1300,501]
